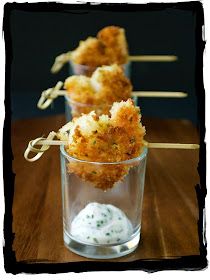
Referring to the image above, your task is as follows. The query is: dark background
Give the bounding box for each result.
[9,4,198,123]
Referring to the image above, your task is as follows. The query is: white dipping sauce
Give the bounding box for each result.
[70,202,133,244]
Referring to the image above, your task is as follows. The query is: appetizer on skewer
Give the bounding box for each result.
[27,99,145,190]
[64,64,131,104]
[51,25,177,74]
[71,26,129,68]
[59,99,145,190]
[38,64,187,117]
[25,99,199,190]
[64,64,131,117]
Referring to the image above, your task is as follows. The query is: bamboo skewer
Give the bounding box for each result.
[129,55,177,62]
[51,51,72,73]
[36,140,68,146]
[51,52,178,73]
[24,132,57,162]
[24,135,200,162]
[37,82,64,110]
[132,91,187,98]
[143,141,199,150]
[37,83,187,110]
[28,139,200,149]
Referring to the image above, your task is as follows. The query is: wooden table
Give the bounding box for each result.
[11,114,200,263]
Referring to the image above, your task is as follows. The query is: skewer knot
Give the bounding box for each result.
[24,131,57,162]
[37,81,63,109]
[51,51,72,73]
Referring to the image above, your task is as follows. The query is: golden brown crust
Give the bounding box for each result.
[64,64,132,117]
[64,75,96,104]
[97,26,129,65]
[62,99,145,190]
[70,26,129,67]
[92,65,132,104]
[71,37,109,67]
[67,162,129,190]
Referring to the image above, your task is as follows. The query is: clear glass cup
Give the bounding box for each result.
[64,96,111,120]
[64,95,137,121]
[69,61,131,78]
[60,145,147,259]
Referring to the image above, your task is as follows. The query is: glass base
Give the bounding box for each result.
[64,229,140,259]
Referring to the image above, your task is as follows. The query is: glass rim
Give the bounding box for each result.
[64,95,112,107]
[69,60,130,68]
[60,145,148,165]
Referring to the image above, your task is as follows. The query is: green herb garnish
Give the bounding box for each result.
[93,238,99,243]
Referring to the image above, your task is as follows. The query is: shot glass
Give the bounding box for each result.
[69,61,131,78]
[60,145,147,259]
[64,96,111,121]
[64,95,137,121]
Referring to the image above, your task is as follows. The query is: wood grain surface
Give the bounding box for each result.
[11,114,200,262]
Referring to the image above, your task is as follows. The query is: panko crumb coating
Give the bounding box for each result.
[70,26,129,67]
[97,26,129,65]
[58,99,145,190]
[70,37,109,67]
[64,64,132,117]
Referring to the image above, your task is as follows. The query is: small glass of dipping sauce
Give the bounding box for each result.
[64,97,111,121]
[63,61,133,121]
[69,61,131,78]
[64,95,137,122]
[60,145,147,259]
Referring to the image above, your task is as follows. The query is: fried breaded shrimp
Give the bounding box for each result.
[64,64,132,106]
[91,64,132,104]
[58,99,145,190]
[70,37,109,67]
[64,75,96,105]
[97,26,129,65]
[70,26,129,67]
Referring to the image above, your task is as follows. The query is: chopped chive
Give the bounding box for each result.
[106,232,110,236]
[117,238,121,242]
[115,229,123,233]
[130,138,135,143]
[92,214,94,218]
[93,238,99,243]
[87,236,90,239]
